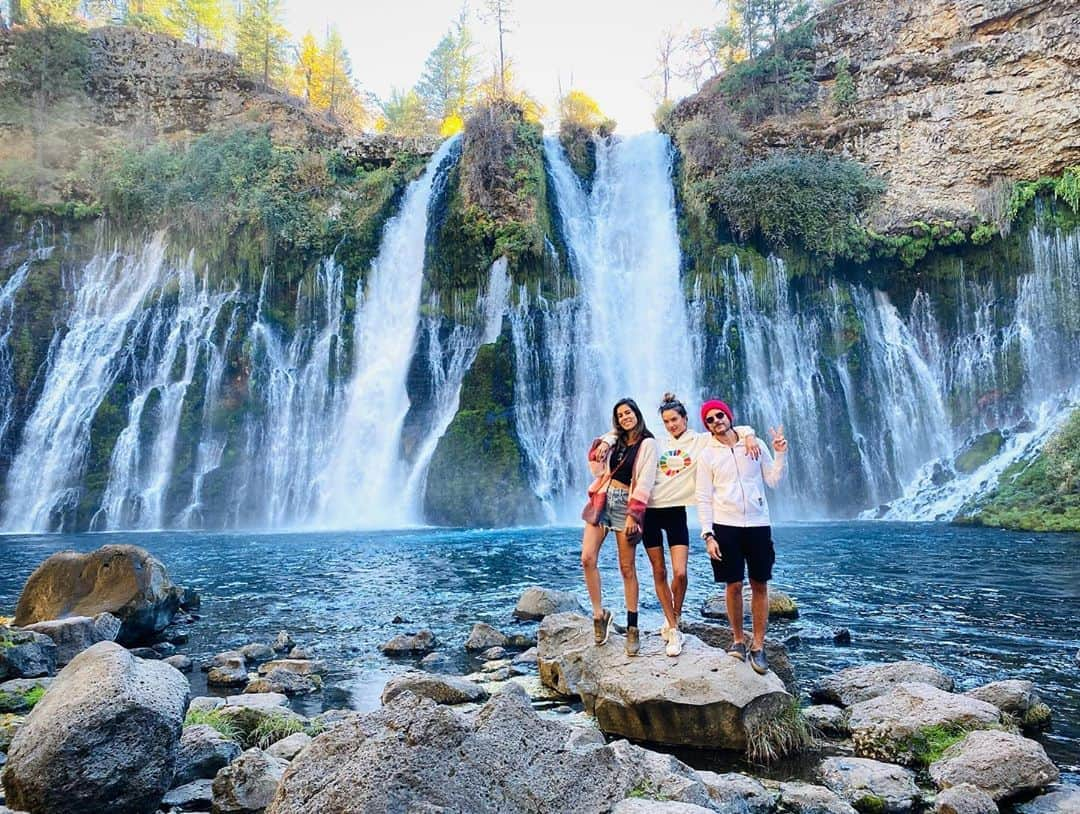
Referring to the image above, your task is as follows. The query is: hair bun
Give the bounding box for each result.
[662,392,677,402]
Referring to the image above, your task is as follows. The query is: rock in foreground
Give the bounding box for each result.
[20,613,121,666]
[380,671,489,706]
[1,641,189,814]
[268,686,716,814]
[12,545,183,645]
[817,756,919,813]
[538,613,798,756]
[929,730,1059,802]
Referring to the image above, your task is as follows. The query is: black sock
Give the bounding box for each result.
[627,611,638,628]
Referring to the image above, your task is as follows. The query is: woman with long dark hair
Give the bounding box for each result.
[582,398,657,657]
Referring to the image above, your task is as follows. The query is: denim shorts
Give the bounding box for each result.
[600,486,629,531]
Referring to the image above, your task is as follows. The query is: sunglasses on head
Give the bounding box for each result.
[704,413,728,425]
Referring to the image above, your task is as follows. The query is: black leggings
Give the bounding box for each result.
[642,506,689,549]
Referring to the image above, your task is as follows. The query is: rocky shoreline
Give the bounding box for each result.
[0,544,1076,814]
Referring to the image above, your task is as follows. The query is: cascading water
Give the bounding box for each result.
[315,137,461,528]
[1,236,174,532]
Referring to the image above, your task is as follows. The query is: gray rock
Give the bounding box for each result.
[778,781,860,814]
[21,613,121,666]
[0,715,25,753]
[12,545,183,645]
[151,642,177,658]
[929,730,1060,802]
[255,659,326,677]
[128,646,161,660]
[380,671,489,706]
[513,586,585,620]
[285,647,313,661]
[538,613,796,754]
[161,778,214,810]
[188,696,224,714]
[1016,785,1080,814]
[379,630,436,655]
[0,629,56,681]
[465,623,509,651]
[271,631,294,653]
[419,652,454,672]
[964,680,1052,731]
[818,757,919,813]
[212,748,287,813]
[680,622,796,693]
[173,723,242,786]
[164,654,193,673]
[1,641,188,814]
[244,669,320,697]
[265,733,311,762]
[266,687,715,813]
[934,783,998,814]
[813,662,954,707]
[695,771,778,813]
[225,693,289,710]
[208,652,249,687]
[479,646,507,660]
[805,704,850,737]
[848,682,1000,765]
[240,643,275,664]
[614,800,717,813]
[0,678,52,714]
[700,589,799,620]
[513,647,539,666]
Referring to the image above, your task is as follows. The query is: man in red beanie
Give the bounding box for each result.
[695,399,788,675]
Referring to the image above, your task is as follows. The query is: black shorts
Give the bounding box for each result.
[642,506,690,549]
[710,524,774,584]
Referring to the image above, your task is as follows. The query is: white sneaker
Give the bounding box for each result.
[665,629,683,657]
[659,621,672,641]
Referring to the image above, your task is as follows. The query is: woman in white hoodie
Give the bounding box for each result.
[583,398,657,657]
[695,398,788,676]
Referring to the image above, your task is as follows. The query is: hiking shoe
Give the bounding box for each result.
[728,641,747,660]
[593,609,613,646]
[665,629,683,657]
[625,626,640,657]
[749,648,769,675]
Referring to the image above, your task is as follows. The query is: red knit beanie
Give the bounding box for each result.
[700,399,734,425]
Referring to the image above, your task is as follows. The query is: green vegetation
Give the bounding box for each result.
[627,780,672,801]
[954,431,1004,474]
[906,723,970,767]
[1008,167,1080,223]
[0,684,46,714]
[959,408,1080,532]
[251,711,307,749]
[853,795,888,814]
[744,698,815,764]
[183,707,243,742]
[557,89,615,185]
[831,58,857,115]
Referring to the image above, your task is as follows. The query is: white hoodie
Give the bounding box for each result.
[696,431,786,529]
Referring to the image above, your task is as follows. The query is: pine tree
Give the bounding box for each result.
[166,0,229,49]
[416,9,477,132]
[236,0,288,87]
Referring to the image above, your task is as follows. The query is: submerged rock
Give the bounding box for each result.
[813,662,954,707]
[21,613,121,667]
[12,545,182,646]
[240,643,275,664]
[380,671,489,706]
[256,659,326,677]
[929,730,1059,802]
[513,586,585,620]
[537,613,798,755]
[1,641,188,814]
[267,687,716,813]
[271,631,294,653]
[380,630,436,655]
[849,682,1000,765]
[817,756,919,813]
[700,589,799,620]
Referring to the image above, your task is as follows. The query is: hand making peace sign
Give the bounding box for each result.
[769,424,788,454]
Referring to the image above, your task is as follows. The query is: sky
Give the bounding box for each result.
[282,0,722,133]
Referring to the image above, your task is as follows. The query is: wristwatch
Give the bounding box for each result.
[701,530,716,541]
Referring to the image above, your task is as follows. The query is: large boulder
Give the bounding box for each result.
[0,629,56,680]
[267,686,716,813]
[928,730,1060,802]
[21,613,121,666]
[681,622,796,692]
[538,613,798,755]
[513,586,585,620]
[465,623,509,651]
[817,757,920,813]
[0,641,189,814]
[173,724,242,787]
[12,546,183,645]
[848,683,1000,765]
[934,783,998,814]
[380,671,489,706]
[380,630,436,655]
[212,748,288,813]
[963,680,1051,732]
[812,662,954,707]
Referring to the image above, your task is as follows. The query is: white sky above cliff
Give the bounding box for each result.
[283,0,721,133]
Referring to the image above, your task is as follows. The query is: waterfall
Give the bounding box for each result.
[315,137,461,528]
[93,257,235,530]
[1,236,174,532]
[0,248,47,451]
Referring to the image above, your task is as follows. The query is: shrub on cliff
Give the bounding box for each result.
[717,151,885,258]
[557,89,615,184]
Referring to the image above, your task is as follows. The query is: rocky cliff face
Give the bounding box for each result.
[679,0,1080,231]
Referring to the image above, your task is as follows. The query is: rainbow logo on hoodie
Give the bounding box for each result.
[658,449,692,477]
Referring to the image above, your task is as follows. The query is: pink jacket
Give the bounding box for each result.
[587,436,659,521]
